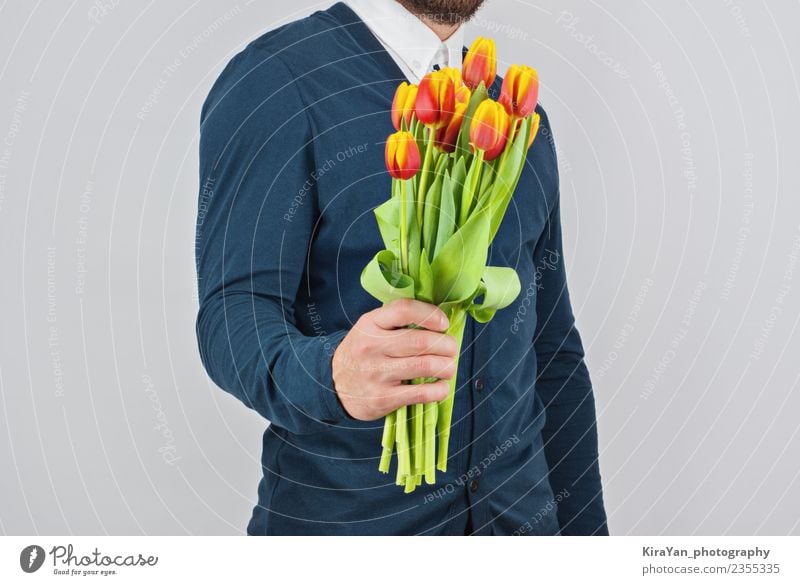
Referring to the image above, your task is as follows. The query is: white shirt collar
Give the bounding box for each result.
[345,0,465,83]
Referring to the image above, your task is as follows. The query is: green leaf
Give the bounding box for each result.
[456,81,488,157]
[458,149,484,226]
[468,266,522,323]
[417,250,434,303]
[406,192,422,283]
[414,120,426,162]
[360,249,416,304]
[434,172,456,258]
[410,120,426,195]
[477,157,497,204]
[430,208,490,304]
[450,155,467,192]
[374,196,400,254]
[448,156,467,225]
[422,168,443,258]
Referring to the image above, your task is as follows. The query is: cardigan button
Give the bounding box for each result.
[473,377,485,392]
[468,479,479,493]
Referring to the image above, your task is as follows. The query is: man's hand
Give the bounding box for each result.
[332,299,458,421]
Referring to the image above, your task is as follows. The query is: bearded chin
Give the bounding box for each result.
[397,0,487,25]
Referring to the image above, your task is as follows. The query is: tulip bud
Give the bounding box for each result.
[455,84,471,107]
[391,82,418,131]
[510,111,542,150]
[469,100,510,160]
[385,131,421,180]
[528,112,541,149]
[441,66,463,90]
[463,36,497,90]
[499,64,539,119]
[415,70,456,130]
[435,101,468,153]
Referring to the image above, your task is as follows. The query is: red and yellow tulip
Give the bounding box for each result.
[463,36,497,90]
[415,69,456,130]
[499,64,539,119]
[385,131,421,180]
[391,82,418,131]
[433,83,471,153]
[435,101,468,153]
[441,66,463,91]
[469,100,510,159]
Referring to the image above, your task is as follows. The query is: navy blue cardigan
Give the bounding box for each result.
[195,1,608,535]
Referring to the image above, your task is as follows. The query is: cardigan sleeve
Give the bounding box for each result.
[194,47,350,435]
[532,109,609,535]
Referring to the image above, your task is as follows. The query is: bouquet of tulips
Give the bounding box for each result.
[360,37,542,492]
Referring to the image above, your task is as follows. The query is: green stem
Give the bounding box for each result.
[416,128,435,228]
[409,394,416,474]
[399,179,409,274]
[396,405,410,484]
[423,402,438,483]
[379,410,396,473]
[458,148,485,227]
[388,184,410,483]
[413,402,423,475]
[436,307,468,472]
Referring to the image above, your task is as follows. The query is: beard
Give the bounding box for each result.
[396,0,487,25]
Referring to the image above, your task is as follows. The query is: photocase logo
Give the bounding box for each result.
[20,545,46,573]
